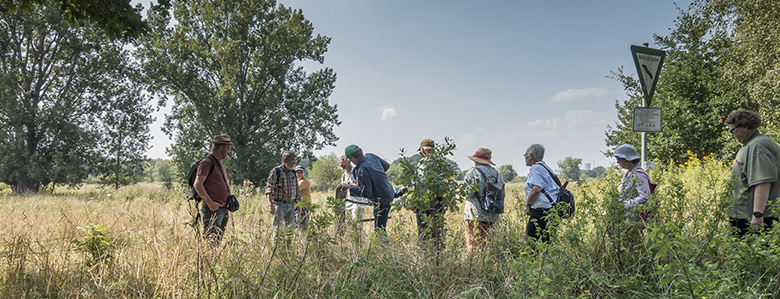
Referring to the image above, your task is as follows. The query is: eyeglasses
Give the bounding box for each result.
[523,153,530,158]
[729,126,738,134]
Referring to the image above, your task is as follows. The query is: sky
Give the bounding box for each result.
[142,0,692,174]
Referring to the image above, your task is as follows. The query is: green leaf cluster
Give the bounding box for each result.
[395,137,474,214]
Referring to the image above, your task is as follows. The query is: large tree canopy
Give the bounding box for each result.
[0,0,154,39]
[0,3,152,192]
[605,0,779,164]
[137,0,340,184]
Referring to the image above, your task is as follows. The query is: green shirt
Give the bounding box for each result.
[730,132,780,219]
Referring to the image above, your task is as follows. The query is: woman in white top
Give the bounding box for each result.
[614,144,652,218]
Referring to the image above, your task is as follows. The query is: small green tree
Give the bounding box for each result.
[558,156,583,182]
[498,164,517,183]
[154,160,175,189]
[308,154,341,191]
[584,166,607,178]
[397,137,474,247]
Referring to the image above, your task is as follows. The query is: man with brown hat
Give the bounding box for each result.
[193,135,234,245]
[412,138,452,247]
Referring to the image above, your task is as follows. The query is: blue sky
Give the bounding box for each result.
[144,0,691,174]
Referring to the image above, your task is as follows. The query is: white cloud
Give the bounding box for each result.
[550,87,609,103]
[380,106,398,121]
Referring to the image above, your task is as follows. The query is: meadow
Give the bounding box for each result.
[1,154,779,298]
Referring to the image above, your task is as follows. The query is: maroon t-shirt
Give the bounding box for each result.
[198,156,229,206]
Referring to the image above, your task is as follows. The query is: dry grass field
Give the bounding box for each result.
[1,156,779,298]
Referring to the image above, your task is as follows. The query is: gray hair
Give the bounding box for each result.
[526,144,545,161]
[282,151,297,161]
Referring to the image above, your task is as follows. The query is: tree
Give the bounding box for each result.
[137,0,340,185]
[557,157,582,182]
[96,65,153,189]
[498,164,517,183]
[584,166,607,178]
[154,159,174,189]
[0,0,155,39]
[0,3,152,192]
[605,0,780,165]
[308,153,341,191]
[396,138,473,247]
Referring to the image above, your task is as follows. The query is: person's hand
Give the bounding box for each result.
[751,216,764,230]
[297,206,303,215]
[269,204,276,215]
[338,183,351,188]
[205,200,220,211]
[524,205,531,215]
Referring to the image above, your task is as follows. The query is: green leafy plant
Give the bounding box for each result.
[72,223,114,268]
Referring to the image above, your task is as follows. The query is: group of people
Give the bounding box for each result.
[192,107,777,246]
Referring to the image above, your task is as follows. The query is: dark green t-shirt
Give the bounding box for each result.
[730,132,780,219]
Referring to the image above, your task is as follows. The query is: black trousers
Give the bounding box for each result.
[526,208,552,244]
[415,200,445,246]
[729,217,777,238]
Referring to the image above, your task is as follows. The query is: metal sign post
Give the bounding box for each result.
[631,44,666,169]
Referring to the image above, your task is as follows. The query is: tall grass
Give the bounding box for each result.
[0,155,778,298]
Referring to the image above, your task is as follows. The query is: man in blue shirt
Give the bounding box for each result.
[523,143,559,245]
[338,145,394,233]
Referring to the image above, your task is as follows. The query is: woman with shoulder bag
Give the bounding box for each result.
[462,148,504,254]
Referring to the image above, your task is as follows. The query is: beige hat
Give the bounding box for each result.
[419,138,435,152]
[467,148,495,166]
[211,135,234,145]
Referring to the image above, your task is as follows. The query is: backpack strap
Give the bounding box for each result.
[537,163,560,205]
[210,154,229,193]
[473,166,491,198]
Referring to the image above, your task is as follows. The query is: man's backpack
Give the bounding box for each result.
[474,167,505,214]
[185,154,216,202]
[539,163,575,219]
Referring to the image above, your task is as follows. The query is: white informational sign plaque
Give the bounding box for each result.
[633,107,662,133]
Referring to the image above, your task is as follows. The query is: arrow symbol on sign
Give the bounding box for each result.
[642,64,653,79]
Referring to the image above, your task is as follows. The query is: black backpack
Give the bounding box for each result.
[474,167,505,214]
[185,154,217,202]
[539,163,575,219]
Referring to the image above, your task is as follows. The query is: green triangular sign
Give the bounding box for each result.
[630,45,666,106]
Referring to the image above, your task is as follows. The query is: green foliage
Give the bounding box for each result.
[0,3,152,192]
[584,166,607,178]
[96,77,153,189]
[557,156,583,182]
[154,160,175,189]
[3,153,780,297]
[309,154,341,191]
[136,0,340,185]
[394,138,474,242]
[606,0,780,165]
[0,0,153,40]
[72,223,114,267]
[498,164,517,182]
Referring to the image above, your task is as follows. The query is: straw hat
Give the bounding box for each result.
[467,148,495,166]
[211,135,234,145]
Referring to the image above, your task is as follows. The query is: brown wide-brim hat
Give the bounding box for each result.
[418,138,435,152]
[211,135,234,145]
[467,147,495,166]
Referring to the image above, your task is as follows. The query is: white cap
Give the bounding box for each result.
[614,144,640,161]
